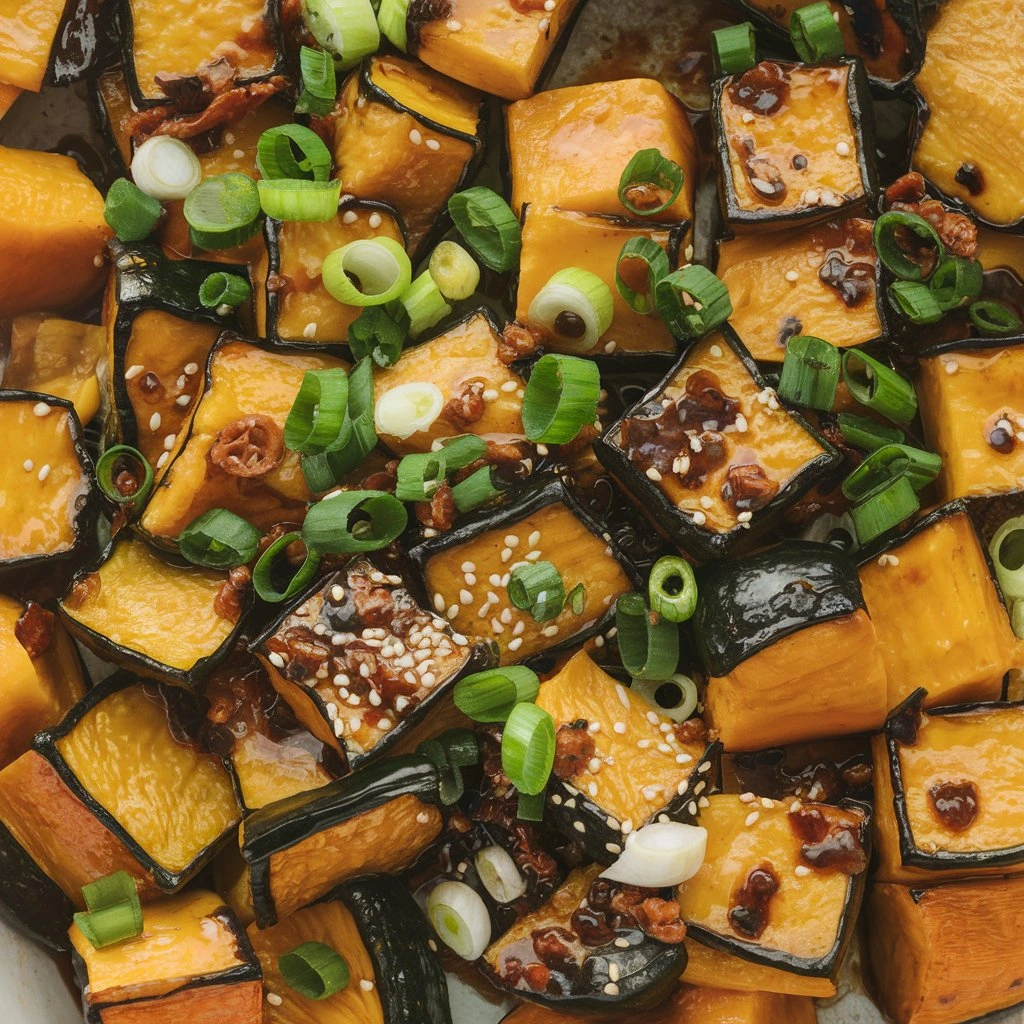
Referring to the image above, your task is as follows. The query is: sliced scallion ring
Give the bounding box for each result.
[104,178,162,242]
[968,300,1024,336]
[501,702,556,795]
[516,789,545,821]
[284,368,350,455]
[253,532,321,603]
[654,265,732,339]
[435,434,487,470]
[295,45,337,116]
[872,211,945,282]
[777,335,840,411]
[615,591,679,681]
[648,556,698,623]
[279,941,350,1000]
[427,881,491,961]
[447,187,521,272]
[395,451,447,502]
[258,178,341,222]
[198,272,251,310]
[95,445,154,511]
[842,349,918,425]
[322,237,412,306]
[615,237,670,315]
[850,474,919,544]
[178,508,261,569]
[428,240,481,301]
[521,353,601,444]
[711,22,757,76]
[928,256,983,311]
[376,0,410,50]
[568,582,586,616]
[417,729,478,805]
[790,1,845,62]
[402,269,452,338]
[617,148,685,217]
[600,822,707,888]
[889,280,943,325]
[631,674,699,724]
[256,124,332,182]
[301,490,407,553]
[507,560,565,622]
[74,871,143,950]
[184,173,262,250]
[451,465,506,513]
[348,304,409,367]
[130,135,202,201]
[301,0,380,68]
[453,666,540,722]
[836,412,905,451]
[475,846,526,904]
[374,381,445,439]
[527,267,613,352]
[989,516,1024,601]
[841,443,940,501]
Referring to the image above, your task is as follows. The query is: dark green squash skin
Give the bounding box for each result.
[694,538,866,677]
[0,390,97,575]
[711,58,878,231]
[881,688,1024,873]
[593,326,842,562]
[249,558,498,772]
[32,672,241,893]
[339,874,453,1024]
[118,0,285,110]
[544,739,722,865]
[36,0,114,87]
[71,904,262,1024]
[57,536,252,689]
[241,754,441,927]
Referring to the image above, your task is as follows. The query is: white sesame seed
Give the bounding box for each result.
[433,593,445,612]
[37,464,51,482]
[542,624,559,637]
[785,270,799,282]
[501,380,518,392]
[538,16,550,30]
[944,359,959,375]
[266,993,283,1006]
[368,212,382,228]
[613,721,626,734]
[609,963,621,983]
[621,819,633,834]
[692,510,707,526]
[149,412,161,432]
[551,793,563,805]
[791,800,802,813]
[734,413,748,433]
[446,18,462,30]
[573,821,586,833]
[535,443,549,456]
[761,797,774,809]
[742,111,755,123]
[700,496,714,510]
[739,791,756,803]
[269,652,285,668]
[32,402,51,417]
[175,394,192,407]
[409,128,423,145]
[124,364,144,380]
[184,362,199,375]
[342,210,358,224]
[163,433,176,450]
[646,467,662,481]
[460,589,473,605]
[22,459,33,472]
[500,547,513,562]
[795,865,812,877]
[508,637,523,651]
[737,510,753,523]
[604,983,619,996]
[93,254,105,268]
[745,811,760,827]
[359,979,375,992]
[525,550,541,561]
[157,452,169,469]
[513,621,525,636]
[504,534,520,547]
[835,140,850,157]
[425,138,441,151]
[446,604,459,619]
[675,752,692,764]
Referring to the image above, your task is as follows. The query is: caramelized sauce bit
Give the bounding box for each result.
[14,601,54,659]
[955,162,985,196]
[618,254,654,296]
[721,463,778,513]
[553,720,595,781]
[745,155,787,202]
[788,806,867,875]
[728,863,778,939]
[677,370,740,432]
[728,62,790,117]
[819,255,875,308]
[928,779,979,833]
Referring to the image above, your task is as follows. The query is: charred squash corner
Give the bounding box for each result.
[712,59,876,230]
[694,540,887,750]
[594,329,839,560]
[70,890,262,1024]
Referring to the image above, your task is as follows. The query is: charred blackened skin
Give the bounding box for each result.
[729,863,778,939]
[788,806,867,875]
[929,780,979,833]
[955,162,985,196]
[407,0,454,49]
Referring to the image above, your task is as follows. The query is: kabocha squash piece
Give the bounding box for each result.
[139,337,347,545]
[410,476,636,665]
[121,0,282,107]
[0,0,109,91]
[872,690,1024,884]
[716,216,882,363]
[0,391,94,573]
[681,937,837,997]
[910,0,1024,229]
[70,890,263,1024]
[868,878,1024,1024]
[249,874,451,1024]
[693,540,888,750]
[734,0,923,89]
[507,78,696,227]
[712,60,876,230]
[59,537,250,688]
[516,206,680,357]
[253,557,495,769]
[373,309,526,456]
[3,314,105,424]
[482,862,688,1012]
[332,56,483,255]
[103,243,244,479]
[536,651,720,864]
[917,339,1024,502]
[0,83,19,119]
[241,754,444,927]
[0,145,109,318]
[676,793,868,994]
[0,594,85,771]
[594,329,839,560]
[256,199,405,346]
[411,0,584,101]
[858,504,1018,709]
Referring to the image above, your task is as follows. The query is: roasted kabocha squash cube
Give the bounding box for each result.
[332,56,482,255]
[70,890,262,1024]
[410,476,636,665]
[0,391,94,573]
[594,329,839,560]
[867,877,1024,1024]
[694,540,888,750]
[255,199,405,346]
[482,862,688,1012]
[0,676,241,948]
[712,59,876,230]
[59,537,251,688]
[0,145,109,318]
[715,216,882,363]
[536,651,720,863]
[411,0,584,101]
[507,78,697,228]
[681,937,837,997]
[0,595,84,771]
[372,309,526,456]
[676,793,869,998]
[516,206,681,357]
[858,504,1018,709]
[249,874,451,1024]
[252,557,494,769]
[872,690,1024,884]
[138,336,347,545]
[917,339,1024,502]
[910,0,1024,229]
[241,754,444,927]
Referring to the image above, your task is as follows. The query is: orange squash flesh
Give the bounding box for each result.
[0,83,20,118]
[0,0,65,91]
[680,939,837,998]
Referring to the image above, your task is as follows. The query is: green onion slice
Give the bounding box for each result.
[615,237,670,315]
[617,148,685,217]
[130,135,201,201]
[253,532,321,603]
[841,443,941,501]
[74,872,143,950]
[295,45,337,116]
[82,872,140,913]
[428,240,480,301]
[989,516,1024,602]
[501,702,556,795]
[836,412,905,451]
[258,178,341,223]
[395,451,447,502]
[889,280,943,325]
[451,465,506,513]
[178,508,261,569]
[507,560,566,622]
[95,445,154,511]
[256,124,332,182]
[418,730,478,805]
[527,267,614,352]
[615,591,679,681]
[184,173,262,250]
[454,666,540,722]
[654,265,732,339]
[929,257,983,311]
[377,0,410,50]
[516,790,545,821]
[301,0,380,68]
[427,881,491,960]
[968,300,1023,336]
[648,556,697,624]
[777,335,840,411]
[631,674,699,723]
[872,211,945,282]
[104,178,162,242]
[348,303,409,367]
[790,1,845,62]
[302,490,407,553]
[279,941,350,1000]
[435,434,487,470]
[842,349,918,425]
[374,380,444,441]
[447,187,521,272]
[521,353,600,444]
[322,237,412,306]
[199,272,251,310]
[402,269,452,339]
[568,582,586,616]
[284,369,350,455]
[850,474,919,545]
[712,22,757,76]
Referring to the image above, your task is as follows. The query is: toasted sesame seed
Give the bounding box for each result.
[613,721,626,734]
[621,819,633,834]
[360,979,375,992]
[174,394,192,407]
[785,269,800,282]
[124,364,145,380]
[446,604,460,619]
[745,811,760,827]
[32,402,51,417]
[500,547,513,562]
[709,344,723,358]
[269,652,285,668]
[795,865,812,877]
[266,993,283,1006]
[149,412,161,431]
[508,637,523,651]
[37,464,51,482]
[551,793,563,805]
[603,983,619,996]
[646,467,662,481]
[409,128,423,145]
[433,593,445,612]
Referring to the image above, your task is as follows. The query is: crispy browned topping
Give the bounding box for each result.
[64,573,100,611]
[210,415,284,477]
[552,721,596,780]
[415,481,457,532]
[14,602,54,659]
[214,566,252,623]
